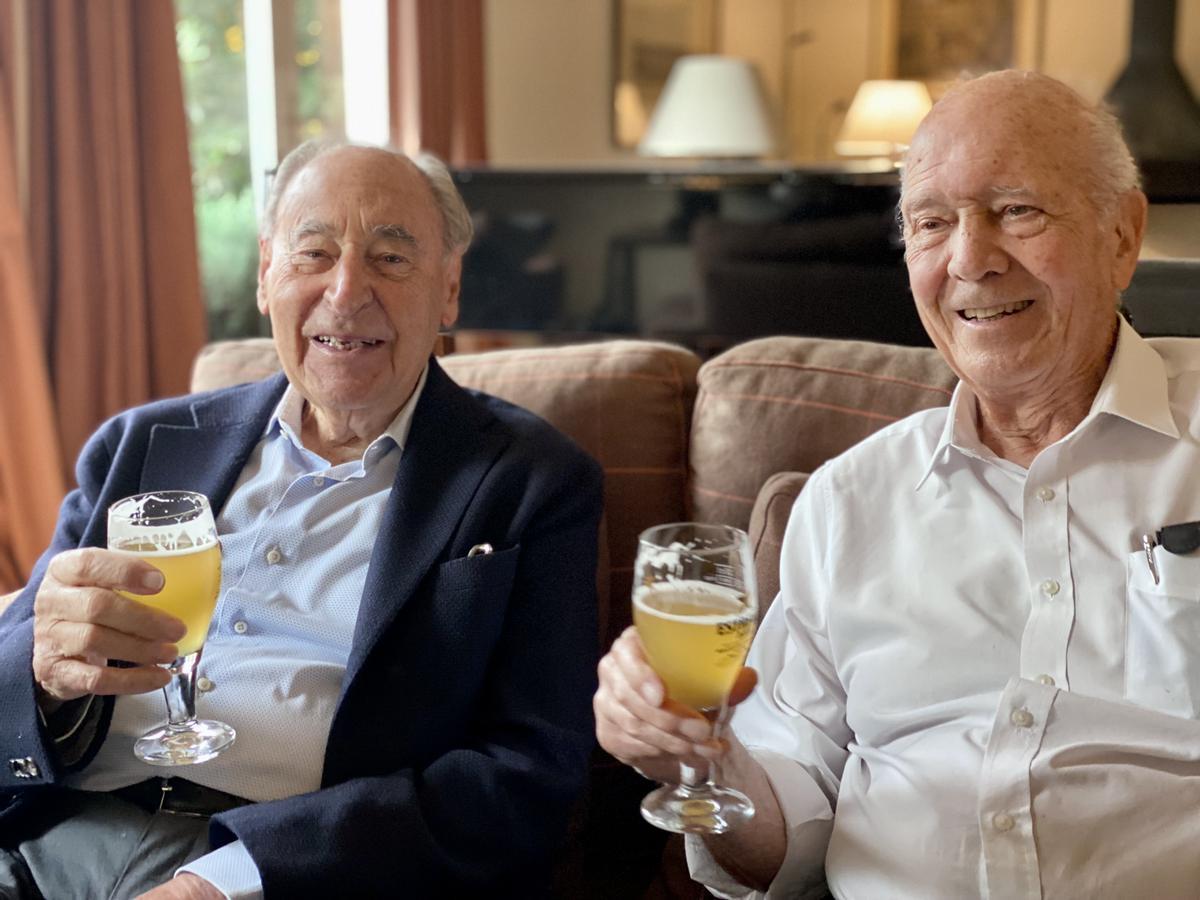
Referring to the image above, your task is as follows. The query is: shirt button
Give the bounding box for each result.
[1036,674,1056,686]
[233,620,248,635]
[992,812,1015,832]
[1010,707,1035,728]
[196,677,214,692]
[1036,486,1055,502]
[312,475,326,487]
[1040,579,1060,597]
[265,547,282,565]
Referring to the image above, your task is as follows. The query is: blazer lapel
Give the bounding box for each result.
[139,375,288,512]
[343,360,510,687]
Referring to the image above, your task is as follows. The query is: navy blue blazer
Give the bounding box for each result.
[0,359,603,896]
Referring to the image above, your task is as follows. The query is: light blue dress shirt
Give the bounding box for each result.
[69,368,427,899]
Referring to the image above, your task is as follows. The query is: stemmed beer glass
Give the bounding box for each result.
[107,491,235,765]
[632,522,758,833]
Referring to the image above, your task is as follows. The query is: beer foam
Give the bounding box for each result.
[633,581,753,624]
[110,540,220,558]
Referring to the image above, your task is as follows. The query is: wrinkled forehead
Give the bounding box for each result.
[902,87,1089,206]
[274,148,439,239]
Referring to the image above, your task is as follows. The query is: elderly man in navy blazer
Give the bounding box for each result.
[0,142,602,899]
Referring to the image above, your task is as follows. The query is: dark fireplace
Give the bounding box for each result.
[1104,0,1200,201]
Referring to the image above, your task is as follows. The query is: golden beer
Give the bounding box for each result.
[116,542,222,657]
[633,585,755,710]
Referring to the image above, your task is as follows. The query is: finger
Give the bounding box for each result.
[37,584,186,642]
[594,678,708,755]
[727,667,759,706]
[47,547,165,595]
[595,702,701,761]
[42,620,179,666]
[607,627,667,707]
[38,657,171,699]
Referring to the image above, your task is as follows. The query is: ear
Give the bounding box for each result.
[439,252,463,329]
[1111,189,1148,292]
[256,236,273,315]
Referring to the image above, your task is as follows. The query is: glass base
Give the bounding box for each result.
[640,782,756,834]
[134,719,236,766]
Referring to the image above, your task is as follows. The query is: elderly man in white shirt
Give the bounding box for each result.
[594,70,1200,898]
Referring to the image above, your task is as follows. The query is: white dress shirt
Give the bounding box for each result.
[69,368,426,899]
[689,320,1200,899]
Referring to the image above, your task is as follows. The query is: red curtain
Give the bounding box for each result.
[389,0,488,163]
[0,78,64,591]
[0,0,206,589]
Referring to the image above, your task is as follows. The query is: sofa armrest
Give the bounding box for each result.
[748,471,809,616]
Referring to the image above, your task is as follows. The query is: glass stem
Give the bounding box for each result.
[679,704,729,791]
[161,650,201,729]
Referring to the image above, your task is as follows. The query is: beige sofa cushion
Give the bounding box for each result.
[691,336,956,530]
[191,337,280,392]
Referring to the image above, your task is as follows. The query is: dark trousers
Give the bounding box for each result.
[0,788,211,900]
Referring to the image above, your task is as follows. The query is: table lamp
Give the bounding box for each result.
[638,55,775,159]
[835,80,933,163]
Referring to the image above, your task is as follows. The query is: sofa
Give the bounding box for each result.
[191,331,957,897]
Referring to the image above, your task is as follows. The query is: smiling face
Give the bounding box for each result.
[257,146,461,434]
[900,73,1145,409]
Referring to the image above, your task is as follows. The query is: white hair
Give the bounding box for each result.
[260,140,473,255]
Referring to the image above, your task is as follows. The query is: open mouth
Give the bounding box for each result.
[958,299,1034,322]
[311,335,383,351]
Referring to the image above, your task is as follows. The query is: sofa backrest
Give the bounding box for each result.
[689,335,957,532]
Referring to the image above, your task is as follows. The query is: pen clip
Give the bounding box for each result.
[1142,533,1161,585]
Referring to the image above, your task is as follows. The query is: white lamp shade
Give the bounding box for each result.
[835,80,933,157]
[639,55,775,158]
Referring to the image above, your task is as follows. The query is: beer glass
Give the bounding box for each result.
[108,491,235,765]
[633,522,757,833]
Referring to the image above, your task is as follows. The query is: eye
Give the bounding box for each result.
[911,216,948,234]
[1003,204,1039,218]
[378,253,408,265]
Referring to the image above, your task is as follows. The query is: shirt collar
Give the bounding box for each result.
[267,362,429,461]
[915,316,1179,490]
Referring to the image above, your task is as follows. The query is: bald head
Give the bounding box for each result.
[902,70,1140,219]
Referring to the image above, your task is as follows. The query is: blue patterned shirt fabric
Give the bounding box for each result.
[68,367,427,899]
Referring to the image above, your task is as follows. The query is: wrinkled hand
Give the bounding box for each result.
[136,873,225,900]
[33,548,185,703]
[595,626,757,783]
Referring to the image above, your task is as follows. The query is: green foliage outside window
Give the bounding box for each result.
[175,0,263,340]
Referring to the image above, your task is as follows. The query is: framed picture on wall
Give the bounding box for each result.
[611,0,718,148]
[874,0,1043,94]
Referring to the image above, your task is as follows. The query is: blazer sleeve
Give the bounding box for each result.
[211,444,604,897]
[0,420,122,795]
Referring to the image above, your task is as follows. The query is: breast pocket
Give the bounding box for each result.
[1125,547,1200,719]
[431,544,521,600]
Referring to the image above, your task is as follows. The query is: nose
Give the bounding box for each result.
[946,216,1008,282]
[325,253,372,316]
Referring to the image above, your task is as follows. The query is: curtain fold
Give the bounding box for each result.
[389,0,488,163]
[0,76,65,591]
[0,0,205,589]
